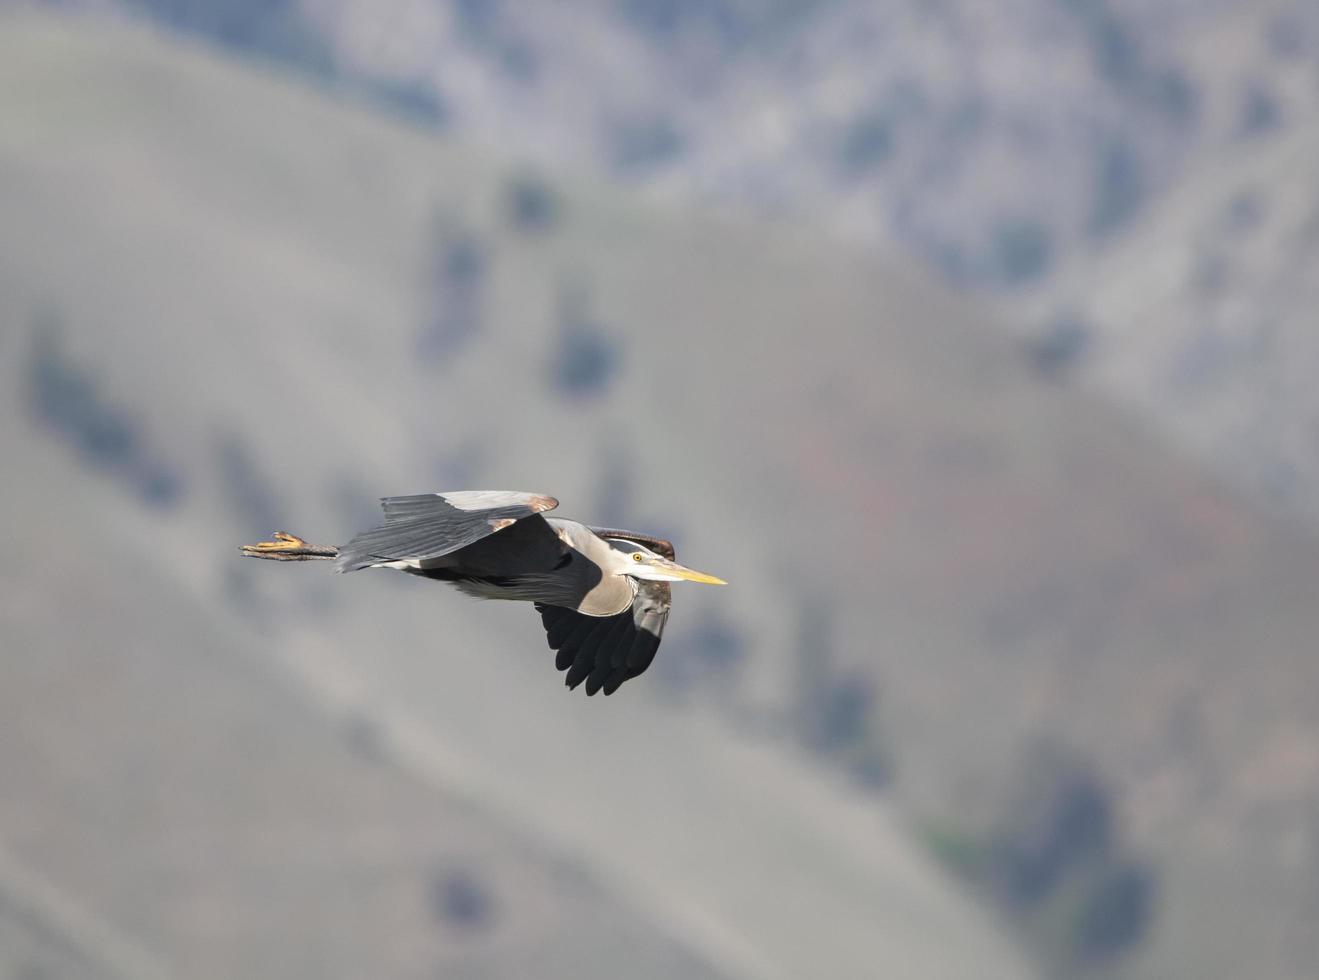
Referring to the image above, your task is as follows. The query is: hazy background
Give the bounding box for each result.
[2,2,1317,978]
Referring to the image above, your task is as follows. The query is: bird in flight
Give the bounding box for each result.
[240,490,726,695]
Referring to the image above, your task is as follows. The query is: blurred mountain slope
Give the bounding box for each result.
[1018,17,1319,527]
[1,389,737,978]
[39,0,1319,551]
[0,14,1035,980]
[43,0,1316,290]
[4,10,1319,980]
[292,0,1319,544]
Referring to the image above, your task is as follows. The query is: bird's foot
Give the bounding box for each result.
[240,532,339,561]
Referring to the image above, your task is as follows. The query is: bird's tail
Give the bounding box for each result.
[240,531,339,561]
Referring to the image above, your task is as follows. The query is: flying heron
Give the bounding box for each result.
[240,490,726,695]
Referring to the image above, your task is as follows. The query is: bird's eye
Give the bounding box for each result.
[632,552,644,562]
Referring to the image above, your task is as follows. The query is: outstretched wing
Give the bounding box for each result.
[336,490,558,572]
[535,579,671,696]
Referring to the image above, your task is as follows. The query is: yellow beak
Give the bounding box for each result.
[665,562,728,585]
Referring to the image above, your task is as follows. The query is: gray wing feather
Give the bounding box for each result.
[535,580,670,696]
[336,491,557,572]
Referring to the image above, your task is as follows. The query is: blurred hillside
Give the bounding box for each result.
[0,15,1032,980]
[3,10,1319,980]
[47,0,1313,281]
[1020,58,1319,529]
[44,0,1319,539]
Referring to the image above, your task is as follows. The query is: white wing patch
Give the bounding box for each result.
[438,490,558,512]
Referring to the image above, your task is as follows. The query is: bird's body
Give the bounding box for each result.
[427,519,636,613]
[241,490,725,695]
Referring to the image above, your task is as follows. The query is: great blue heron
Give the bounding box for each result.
[240,490,725,695]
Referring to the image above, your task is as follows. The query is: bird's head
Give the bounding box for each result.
[606,540,727,585]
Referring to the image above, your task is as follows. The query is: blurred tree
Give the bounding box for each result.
[839,110,897,177]
[605,113,685,175]
[453,0,539,82]
[992,217,1052,285]
[505,172,562,234]
[1059,0,1142,88]
[922,738,1156,965]
[1070,859,1157,961]
[1238,82,1282,138]
[25,316,184,510]
[657,604,748,696]
[1089,11,1140,87]
[453,0,498,39]
[791,598,890,788]
[124,0,336,78]
[983,741,1159,964]
[618,0,744,46]
[1026,314,1091,380]
[1267,12,1308,60]
[418,225,487,363]
[432,868,497,933]
[686,607,746,677]
[548,286,623,399]
[1145,67,1198,127]
[135,461,186,510]
[361,75,448,128]
[341,711,388,766]
[989,744,1113,909]
[1224,188,1264,235]
[1088,137,1145,238]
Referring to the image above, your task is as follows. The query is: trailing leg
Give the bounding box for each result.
[240,531,339,561]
